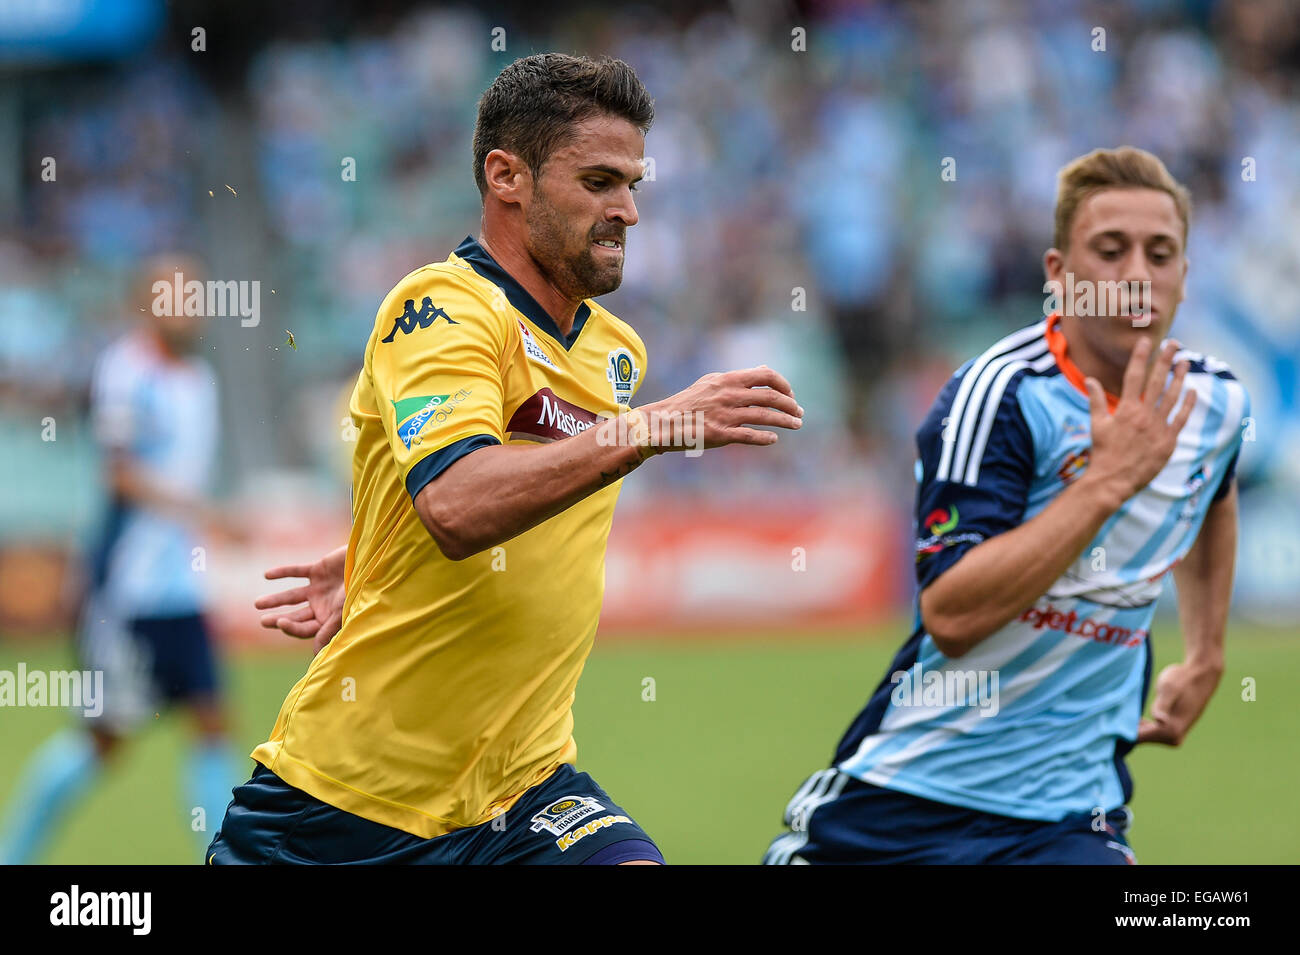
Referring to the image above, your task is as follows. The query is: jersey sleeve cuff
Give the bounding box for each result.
[404,434,501,501]
[915,534,985,590]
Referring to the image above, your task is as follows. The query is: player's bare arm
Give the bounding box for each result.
[415,366,802,561]
[920,335,1196,657]
[106,451,233,536]
[1137,480,1236,746]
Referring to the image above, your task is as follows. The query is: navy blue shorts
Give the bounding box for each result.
[207,763,664,865]
[763,769,1136,865]
[78,597,221,731]
[129,613,221,700]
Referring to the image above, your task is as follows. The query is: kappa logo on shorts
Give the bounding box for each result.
[555,814,633,852]
[529,795,605,835]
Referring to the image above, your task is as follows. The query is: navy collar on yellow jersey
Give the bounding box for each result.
[453,236,592,351]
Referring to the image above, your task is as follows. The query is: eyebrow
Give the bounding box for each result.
[577,163,643,183]
[1090,229,1179,245]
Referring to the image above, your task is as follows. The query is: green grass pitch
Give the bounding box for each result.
[0,621,1295,864]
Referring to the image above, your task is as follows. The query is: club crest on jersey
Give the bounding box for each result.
[518,320,558,370]
[606,348,640,406]
[1058,449,1090,485]
[529,795,605,835]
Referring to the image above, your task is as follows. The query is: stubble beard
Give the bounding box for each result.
[525,187,624,301]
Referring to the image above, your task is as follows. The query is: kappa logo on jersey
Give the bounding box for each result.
[392,389,472,449]
[606,348,640,406]
[554,813,633,852]
[506,388,600,442]
[380,297,459,343]
[529,795,605,835]
[518,320,559,370]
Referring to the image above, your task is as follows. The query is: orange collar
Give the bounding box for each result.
[1044,313,1119,412]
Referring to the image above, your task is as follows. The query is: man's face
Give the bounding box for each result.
[523,113,644,300]
[139,258,203,355]
[1046,187,1188,368]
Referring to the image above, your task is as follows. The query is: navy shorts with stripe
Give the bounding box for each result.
[763,769,1136,865]
[207,763,663,865]
[77,597,221,732]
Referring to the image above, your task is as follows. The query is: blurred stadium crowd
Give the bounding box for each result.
[2,0,1298,626]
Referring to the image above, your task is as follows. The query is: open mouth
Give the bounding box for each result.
[592,238,623,253]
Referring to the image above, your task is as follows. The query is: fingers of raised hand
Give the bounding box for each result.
[1153,359,1188,414]
[278,615,321,639]
[726,366,795,396]
[1120,336,1152,403]
[260,604,312,630]
[1141,339,1181,405]
[1084,377,1109,418]
[1169,383,1197,433]
[721,426,780,447]
[728,406,803,431]
[254,586,309,610]
[731,385,801,417]
[264,564,312,581]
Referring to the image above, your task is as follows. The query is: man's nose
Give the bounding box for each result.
[1124,247,1154,284]
[609,188,638,228]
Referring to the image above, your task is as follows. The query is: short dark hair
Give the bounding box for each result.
[472,53,654,199]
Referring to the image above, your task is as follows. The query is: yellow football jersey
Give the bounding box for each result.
[251,236,647,838]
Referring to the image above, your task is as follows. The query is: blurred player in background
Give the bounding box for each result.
[766,147,1248,865]
[0,255,244,864]
[208,53,802,866]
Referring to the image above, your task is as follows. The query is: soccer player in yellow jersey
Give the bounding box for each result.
[208,53,803,865]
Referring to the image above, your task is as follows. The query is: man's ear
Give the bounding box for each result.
[483,148,530,206]
[1043,247,1064,282]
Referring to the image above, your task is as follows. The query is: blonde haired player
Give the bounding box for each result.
[766,147,1247,865]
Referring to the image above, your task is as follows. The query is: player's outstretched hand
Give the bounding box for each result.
[637,365,803,453]
[1136,660,1222,746]
[1083,337,1197,505]
[254,545,347,655]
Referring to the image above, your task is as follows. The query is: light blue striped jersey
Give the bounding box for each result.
[88,331,218,618]
[834,314,1249,821]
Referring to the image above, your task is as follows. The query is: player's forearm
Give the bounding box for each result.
[108,457,214,528]
[414,417,646,560]
[920,473,1125,657]
[1172,485,1236,673]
